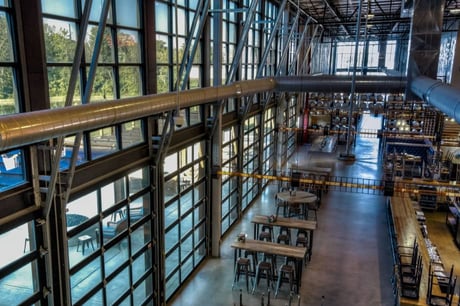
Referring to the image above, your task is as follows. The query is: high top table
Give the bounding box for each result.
[251,215,317,261]
[276,190,317,219]
[230,238,307,293]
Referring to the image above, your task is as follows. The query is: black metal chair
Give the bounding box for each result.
[427,264,457,306]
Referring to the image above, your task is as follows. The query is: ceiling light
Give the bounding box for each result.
[366,14,374,19]
[450,8,460,14]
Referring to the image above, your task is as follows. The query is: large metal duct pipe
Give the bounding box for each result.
[275,75,407,93]
[411,75,460,122]
[0,75,408,151]
[0,78,276,151]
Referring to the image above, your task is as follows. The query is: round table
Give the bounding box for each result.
[276,191,317,219]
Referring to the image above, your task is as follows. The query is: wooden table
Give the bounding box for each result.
[230,239,307,293]
[276,191,317,219]
[251,215,317,260]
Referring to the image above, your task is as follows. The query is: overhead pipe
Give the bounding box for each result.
[275,75,407,93]
[0,78,276,151]
[411,75,460,123]
[0,75,409,151]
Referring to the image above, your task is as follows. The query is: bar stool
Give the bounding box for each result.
[275,263,295,297]
[260,225,274,242]
[259,231,277,273]
[233,257,253,292]
[252,260,274,294]
[295,231,310,264]
[279,226,291,243]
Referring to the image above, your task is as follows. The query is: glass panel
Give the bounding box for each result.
[181,256,193,280]
[117,30,141,63]
[101,177,126,211]
[106,267,129,305]
[194,201,205,225]
[181,235,193,260]
[43,18,77,63]
[90,66,116,102]
[116,0,139,27]
[61,135,87,168]
[133,274,153,305]
[42,0,76,17]
[70,257,102,304]
[166,269,179,299]
[68,223,98,267]
[180,213,192,237]
[66,191,98,229]
[194,183,205,204]
[90,127,118,159]
[181,189,193,213]
[194,240,206,262]
[0,67,19,115]
[132,248,152,283]
[189,106,201,125]
[0,12,13,62]
[119,66,142,98]
[131,221,151,254]
[165,225,178,253]
[0,261,38,304]
[104,237,128,276]
[121,119,144,148]
[189,66,201,89]
[157,66,169,93]
[165,199,178,228]
[0,149,26,190]
[89,0,113,24]
[47,67,81,108]
[155,2,169,33]
[86,26,115,64]
[173,8,187,36]
[84,289,103,305]
[128,167,148,195]
[130,194,150,224]
[164,153,178,173]
[0,222,34,265]
[165,248,179,278]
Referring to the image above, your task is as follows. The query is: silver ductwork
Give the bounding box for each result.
[411,75,460,122]
[275,75,407,93]
[0,75,409,151]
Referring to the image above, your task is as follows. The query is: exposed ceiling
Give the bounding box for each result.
[299,0,460,40]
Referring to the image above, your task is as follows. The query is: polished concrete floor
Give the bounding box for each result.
[169,115,398,305]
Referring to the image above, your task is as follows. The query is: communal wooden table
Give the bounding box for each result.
[251,215,317,260]
[230,239,307,293]
[276,190,317,219]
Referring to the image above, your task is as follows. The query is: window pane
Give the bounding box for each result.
[43,18,77,63]
[117,30,141,63]
[130,194,150,224]
[0,67,19,115]
[89,66,115,102]
[133,274,153,305]
[0,12,13,62]
[42,0,76,17]
[116,0,139,27]
[48,67,81,108]
[119,67,142,98]
[0,261,38,304]
[67,191,98,224]
[89,0,113,24]
[155,2,169,33]
[122,119,144,148]
[132,248,152,283]
[0,149,26,190]
[71,258,102,304]
[86,26,115,64]
[106,267,129,304]
[90,127,118,159]
[128,167,149,195]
